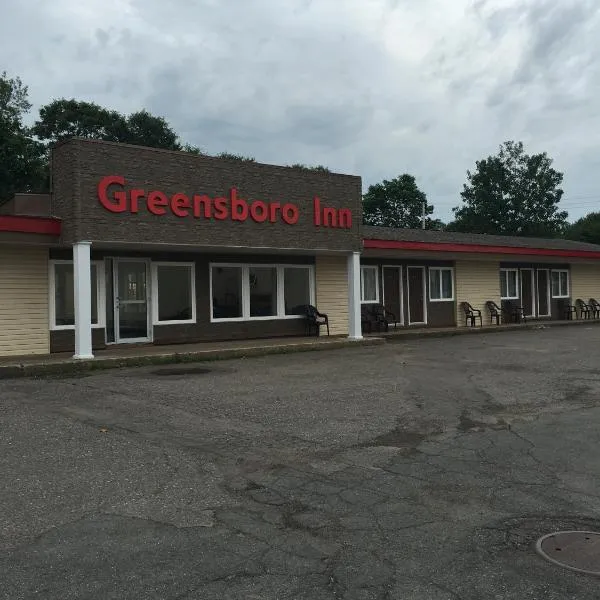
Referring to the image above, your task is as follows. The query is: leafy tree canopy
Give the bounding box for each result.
[32,99,180,150]
[565,212,600,246]
[451,141,568,237]
[363,173,438,229]
[0,72,46,201]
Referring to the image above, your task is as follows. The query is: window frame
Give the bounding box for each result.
[428,267,454,302]
[500,268,520,300]
[360,265,379,304]
[49,259,106,331]
[551,269,570,299]
[151,261,197,325]
[209,262,315,323]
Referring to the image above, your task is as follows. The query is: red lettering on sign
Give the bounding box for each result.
[269,202,281,223]
[323,207,337,228]
[249,200,267,223]
[193,194,212,218]
[338,208,352,228]
[282,203,299,225]
[213,197,228,220]
[147,191,168,215]
[98,175,127,213]
[171,193,190,217]
[96,177,353,229]
[313,196,321,226]
[130,189,145,214]
[231,188,248,221]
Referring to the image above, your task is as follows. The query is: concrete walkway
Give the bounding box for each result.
[0,318,598,378]
[0,335,384,378]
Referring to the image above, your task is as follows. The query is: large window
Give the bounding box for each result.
[50,261,103,329]
[429,268,454,301]
[551,270,569,298]
[500,269,519,299]
[284,267,312,315]
[360,266,379,303]
[211,263,314,321]
[152,263,196,324]
[211,266,243,319]
[249,266,277,317]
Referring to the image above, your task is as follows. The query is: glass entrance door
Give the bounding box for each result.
[114,260,150,342]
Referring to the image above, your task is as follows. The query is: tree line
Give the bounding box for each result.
[1,71,598,244]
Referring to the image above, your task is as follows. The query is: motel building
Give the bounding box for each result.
[2,138,600,359]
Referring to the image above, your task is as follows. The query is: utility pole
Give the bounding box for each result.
[422,202,426,230]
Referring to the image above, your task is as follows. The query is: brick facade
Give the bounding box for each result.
[51,139,362,252]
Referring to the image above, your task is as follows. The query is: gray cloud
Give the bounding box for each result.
[2,0,600,222]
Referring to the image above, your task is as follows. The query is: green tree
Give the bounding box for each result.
[288,163,331,173]
[0,72,46,200]
[32,99,181,150]
[452,141,568,237]
[217,152,255,162]
[565,212,600,245]
[362,174,436,228]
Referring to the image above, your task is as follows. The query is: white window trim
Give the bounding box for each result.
[428,267,454,302]
[360,265,379,304]
[551,269,570,299]
[500,268,520,300]
[151,262,197,325]
[49,260,106,330]
[209,262,315,323]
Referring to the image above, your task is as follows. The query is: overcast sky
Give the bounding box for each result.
[2,0,600,222]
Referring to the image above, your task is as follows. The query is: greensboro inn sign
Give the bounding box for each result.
[97,175,354,229]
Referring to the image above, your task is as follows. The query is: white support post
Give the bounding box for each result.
[73,242,94,360]
[347,251,363,340]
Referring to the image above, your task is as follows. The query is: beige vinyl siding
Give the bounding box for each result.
[570,264,600,317]
[315,255,348,336]
[0,247,49,356]
[455,260,501,326]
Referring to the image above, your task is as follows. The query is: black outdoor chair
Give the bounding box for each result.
[303,305,329,336]
[486,301,503,325]
[503,300,527,324]
[461,302,482,327]
[576,299,592,320]
[589,298,600,319]
[371,303,399,331]
[559,298,577,320]
[361,305,376,334]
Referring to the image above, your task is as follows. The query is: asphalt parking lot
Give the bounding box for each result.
[2,326,600,599]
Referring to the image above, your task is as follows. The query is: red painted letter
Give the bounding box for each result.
[171,193,191,217]
[338,208,352,229]
[231,188,248,221]
[98,175,128,213]
[213,197,229,220]
[323,207,337,228]
[268,202,281,223]
[250,200,268,223]
[313,196,321,226]
[193,194,212,218]
[130,189,145,214]
[147,191,168,215]
[282,203,299,225]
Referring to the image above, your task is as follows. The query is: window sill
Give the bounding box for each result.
[153,319,197,326]
[51,324,105,331]
[429,298,454,303]
[211,315,305,323]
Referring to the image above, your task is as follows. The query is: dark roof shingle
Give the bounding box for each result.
[362,226,600,252]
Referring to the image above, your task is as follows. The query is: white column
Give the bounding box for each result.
[347,251,363,340]
[73,242,94,359]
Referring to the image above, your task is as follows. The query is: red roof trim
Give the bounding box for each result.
[0,215,61,236]
[363,238,600,259]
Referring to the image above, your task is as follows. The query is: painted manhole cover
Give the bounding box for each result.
[536,531,600,576]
